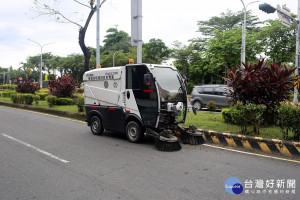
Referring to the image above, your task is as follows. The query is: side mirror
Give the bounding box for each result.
[144,73,153,86]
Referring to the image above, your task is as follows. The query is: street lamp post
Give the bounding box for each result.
[28,39,54,88]
[113,50,123,67]
[240,0,259,66]
[96,0,101,68]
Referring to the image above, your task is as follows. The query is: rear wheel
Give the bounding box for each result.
[193,101,202,110]
[126,121,144,143]
[90,116,104,135]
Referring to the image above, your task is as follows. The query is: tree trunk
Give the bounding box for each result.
[78,7,96,72]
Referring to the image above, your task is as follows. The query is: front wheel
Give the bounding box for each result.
[90,116,104,135]
[126,121,144,143]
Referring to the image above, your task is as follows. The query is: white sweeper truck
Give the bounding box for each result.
[83,63,203,151]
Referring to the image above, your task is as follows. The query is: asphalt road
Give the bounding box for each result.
[0,106,299,200]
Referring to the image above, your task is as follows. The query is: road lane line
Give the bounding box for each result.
[203,144,300,164]
[2,133,69,164]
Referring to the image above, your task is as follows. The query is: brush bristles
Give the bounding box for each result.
[181,134,204,145]
[155,139,182,152]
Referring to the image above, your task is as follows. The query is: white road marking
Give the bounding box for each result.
[203,143,300,164]
[2,133,69,163]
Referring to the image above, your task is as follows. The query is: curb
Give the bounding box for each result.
[200,129,300,158]
[1,101,299,158]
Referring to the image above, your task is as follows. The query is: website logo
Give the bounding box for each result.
[225,177,244,194]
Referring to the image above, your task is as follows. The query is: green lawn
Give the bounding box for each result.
[0,96,294,141]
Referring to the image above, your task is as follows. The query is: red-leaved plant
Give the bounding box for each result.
[226,59,295,109]
[49,74,76,98]
[16,78,40,94]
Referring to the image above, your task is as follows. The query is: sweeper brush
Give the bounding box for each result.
[155,136,181,152]
[147,128,182,152]
[178,125,204,145]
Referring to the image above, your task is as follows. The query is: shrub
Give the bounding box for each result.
[36,93,48,101]
[46,96,57,107]
[55,98,74,105]
[38,88,50,93]
[11,93,34,105]
[11,94,20,104]
[244,103,266,135]
[1,90,17,98]
[0,84,17,90]
[74,95,84,112]
[223,102,266,135]
[16,79,39,94]
[72,94,83,99]
[206,101,218,112]
[221,108,232,124]
[23,94,34,105]
[277,102,300,140]
[33,95,40,106]
[49,74,76,98]
[230,102,248,134]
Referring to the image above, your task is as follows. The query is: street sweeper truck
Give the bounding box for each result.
[83,63,204,151]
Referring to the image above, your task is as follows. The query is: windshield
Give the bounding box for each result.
[151,66,183,102]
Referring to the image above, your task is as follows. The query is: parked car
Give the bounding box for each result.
[190,85,231,110]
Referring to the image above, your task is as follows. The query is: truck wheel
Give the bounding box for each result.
[90,116,104,135]
[126,121,144,143]
[193,101,202,110]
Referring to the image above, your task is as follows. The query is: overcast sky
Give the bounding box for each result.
[0,0,298,69]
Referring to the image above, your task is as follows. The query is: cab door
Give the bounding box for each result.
[125,65,158,127]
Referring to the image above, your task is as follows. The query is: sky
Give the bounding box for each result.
[0,0,298,69]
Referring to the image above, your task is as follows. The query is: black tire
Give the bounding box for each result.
[90,116,104,135]
[126,121,144,143]
[193,101,202,110]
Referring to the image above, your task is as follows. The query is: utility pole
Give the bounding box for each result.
[240,0,259,67]
[259,1,300,103]
[95,0,107,68]
[28,39,55,88]
[96,0,101,68]
[131,0,142,64]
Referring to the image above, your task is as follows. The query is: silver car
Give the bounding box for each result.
[190,85,231,110]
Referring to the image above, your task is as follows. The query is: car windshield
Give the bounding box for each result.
[151,66,183,102]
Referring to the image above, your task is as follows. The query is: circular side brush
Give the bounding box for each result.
[181,131,204,145]
[155,135,181,152]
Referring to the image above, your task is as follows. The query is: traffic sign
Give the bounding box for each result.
[277,5,292,27]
